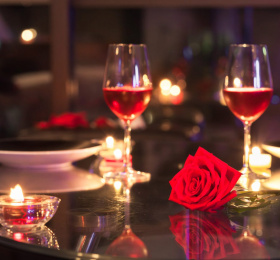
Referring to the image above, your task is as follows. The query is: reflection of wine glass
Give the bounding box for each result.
[102,44,153,184]
[223,44,273,178]
[229,216,269,259]
[106,184,148,258]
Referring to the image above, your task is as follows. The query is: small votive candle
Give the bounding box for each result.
[104,149,132,168]
[249,146,272,169]
[0,185,60,232]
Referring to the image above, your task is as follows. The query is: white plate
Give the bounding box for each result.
[262,141,280,158]
[0,139,102,169]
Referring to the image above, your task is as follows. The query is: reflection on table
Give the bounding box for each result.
[0,130,279,259]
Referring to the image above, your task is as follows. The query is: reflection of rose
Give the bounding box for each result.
[169,147,241,212]
[169,210,239,259]
[36,112,89,129]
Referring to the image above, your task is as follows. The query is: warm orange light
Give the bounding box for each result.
[159,79,171,91]
[10,184,24,202]
[170,85,181,96]
[21,28,37,43]
[113,149,122,160]
[106,136,115,149]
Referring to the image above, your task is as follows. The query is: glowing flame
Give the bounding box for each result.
[10,184,24,202]
[113,149,122,160]
[252,146,261,155]
[106,136,114,149]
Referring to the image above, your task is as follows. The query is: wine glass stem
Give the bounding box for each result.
[243,122,252,172]
[123,120,132,173]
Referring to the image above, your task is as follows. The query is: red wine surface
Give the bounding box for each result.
[223,87,272,123]
[103,87,152,121]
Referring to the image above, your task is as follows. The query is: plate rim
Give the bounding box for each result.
[0,139,102,155]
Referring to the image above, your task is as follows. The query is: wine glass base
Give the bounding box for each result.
[235,167,269,191]
[103,170,151,186]
[239,167,269,180]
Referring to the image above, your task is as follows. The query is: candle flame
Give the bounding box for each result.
[252,146,261,155]
[10,184,24,202]
[106,136,115,149]
[113,149,122,160]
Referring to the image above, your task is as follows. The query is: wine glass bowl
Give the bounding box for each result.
[102,44,153,184]
[223,44,273,178]
[106,228,148,258]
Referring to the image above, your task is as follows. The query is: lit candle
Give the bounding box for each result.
[104,149,132,167]
[0,184,60,231]
[101,136,126,158]
[99,148,132,176]
[249,146,272,169]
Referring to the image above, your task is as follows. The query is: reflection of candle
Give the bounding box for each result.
[0,185,60,231]
[249,147,272,169]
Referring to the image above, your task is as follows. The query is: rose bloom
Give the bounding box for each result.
[36,112,89,129]
[49,112,89,128]
[169,147,241,212]
[169,210,239,259]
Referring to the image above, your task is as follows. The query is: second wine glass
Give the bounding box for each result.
[223,44,273,179]
[102,44,153,184]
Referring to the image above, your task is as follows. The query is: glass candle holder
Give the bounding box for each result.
[0,195,60,232]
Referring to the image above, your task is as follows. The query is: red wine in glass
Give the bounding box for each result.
[103,87,152,122]
[102,44,153,184]
[223,87,273,123]
[223,44,273,181]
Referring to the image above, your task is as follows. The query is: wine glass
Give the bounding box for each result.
[102,44,153,184]
[223,44,273,179]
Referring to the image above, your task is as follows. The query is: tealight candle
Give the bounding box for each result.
[0,184,60,231]
[104,149,132,168]
[249,146,272,169]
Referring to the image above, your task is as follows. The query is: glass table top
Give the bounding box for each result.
[0,132,280,259]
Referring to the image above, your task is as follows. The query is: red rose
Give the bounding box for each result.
[169,147,241,212]
[36,112,89,129]
[35,121,50,129]
[169,210,239,259]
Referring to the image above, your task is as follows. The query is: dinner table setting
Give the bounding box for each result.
[0,43,280,260]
